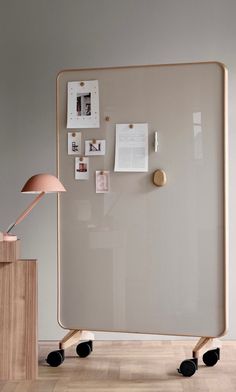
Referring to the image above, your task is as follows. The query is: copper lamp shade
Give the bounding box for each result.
[5,174,66,236]
[21,173,66,193]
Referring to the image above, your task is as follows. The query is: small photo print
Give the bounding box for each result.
[77,93,91,117]
[85,139,106,156]
[75,157,89,180]
[96,171,110,193]
[68,132,82,155]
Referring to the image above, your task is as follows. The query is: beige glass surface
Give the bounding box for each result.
[57,63,227,337]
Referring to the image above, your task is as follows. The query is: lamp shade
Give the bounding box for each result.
[21,173,66,193]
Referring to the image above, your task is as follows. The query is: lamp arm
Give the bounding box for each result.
[6,191,45,233]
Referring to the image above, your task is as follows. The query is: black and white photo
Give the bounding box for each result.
[67,80,99,128]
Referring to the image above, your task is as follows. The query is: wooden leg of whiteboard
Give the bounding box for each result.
[192,337,214,358]
[59,330,95,350]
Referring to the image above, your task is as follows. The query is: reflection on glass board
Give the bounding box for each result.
[193,112,203,160]
[73,200,92,221]
[193,111,202,125]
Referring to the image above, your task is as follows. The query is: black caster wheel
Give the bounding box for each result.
[178,359,197,377]
[46,349,64,367]
[203,348,220,367]
[76,340,93,358]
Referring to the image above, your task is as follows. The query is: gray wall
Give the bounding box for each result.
[0,0,235,340]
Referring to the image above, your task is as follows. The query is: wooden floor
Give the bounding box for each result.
[0,340,235,391]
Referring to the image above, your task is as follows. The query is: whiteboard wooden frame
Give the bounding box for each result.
[56,62,228,339]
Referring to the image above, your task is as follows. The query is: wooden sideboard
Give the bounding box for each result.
[0,241,37,380]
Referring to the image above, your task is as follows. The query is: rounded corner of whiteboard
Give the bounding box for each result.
[57,315,68,331]
[214,323,228,338]
[213,61,228,74]
[56,70,66,84]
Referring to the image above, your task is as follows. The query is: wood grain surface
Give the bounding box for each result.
[0,340,234,391]
[0,260,37,380]
[0,240,20,263]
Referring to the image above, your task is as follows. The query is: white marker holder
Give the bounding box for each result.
[154,131,159,152]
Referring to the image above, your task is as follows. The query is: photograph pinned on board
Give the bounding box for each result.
[67,80,99,128]
[96,171,110,193]
[85,139,106,156]
[68,132,82,155]
[77,93,91,116]
[75,157,89,180]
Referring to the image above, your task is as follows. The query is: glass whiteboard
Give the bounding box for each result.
[57,62,227,337]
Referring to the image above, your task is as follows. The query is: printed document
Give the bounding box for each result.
[114,123,148,172]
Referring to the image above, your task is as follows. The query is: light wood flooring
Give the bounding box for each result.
[0,340,236,391]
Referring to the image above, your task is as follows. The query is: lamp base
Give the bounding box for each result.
[3,234,18,242]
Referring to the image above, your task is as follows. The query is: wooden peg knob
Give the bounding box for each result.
[105,116,110,122]
[129,124,133,129]
[80,82,85,87]
[153,169,167,187]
